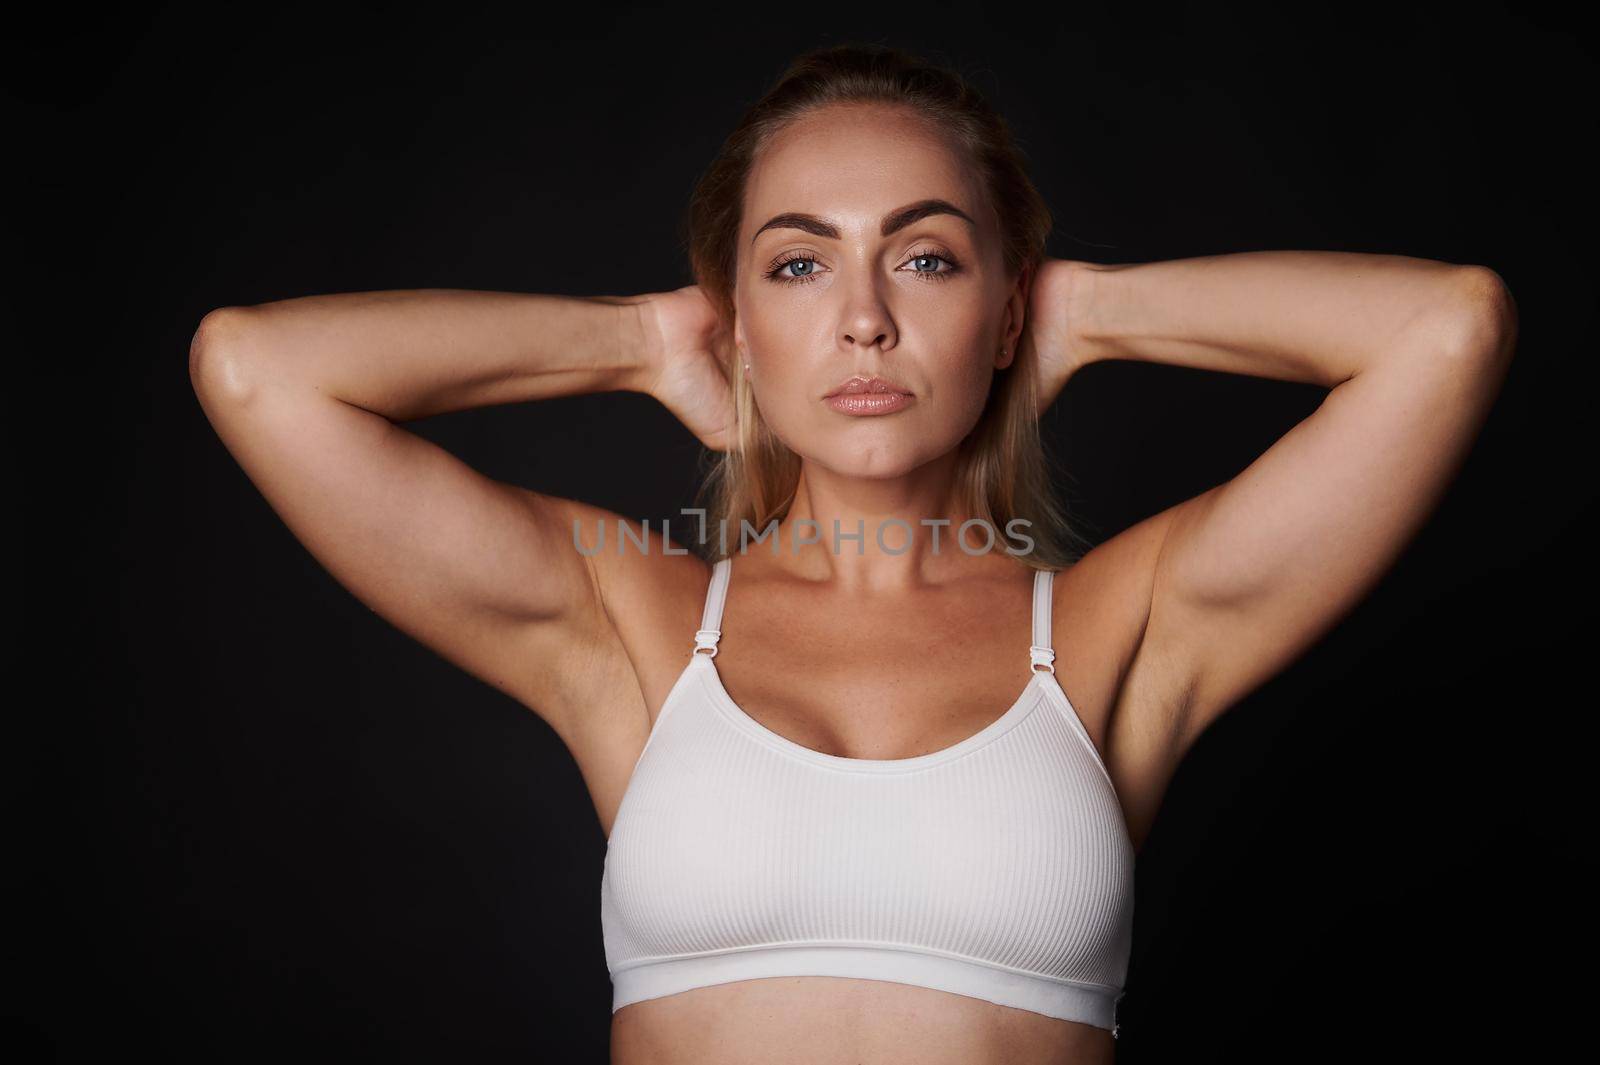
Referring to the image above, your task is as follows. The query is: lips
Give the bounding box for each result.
[824,375,913,398]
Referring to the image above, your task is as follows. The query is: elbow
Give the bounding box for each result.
[189,307,263,407]
[1440,265,1519,365]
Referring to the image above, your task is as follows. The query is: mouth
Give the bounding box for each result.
[823,374,914,399]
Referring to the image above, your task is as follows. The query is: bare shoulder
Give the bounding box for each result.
[1052,498,1200,851]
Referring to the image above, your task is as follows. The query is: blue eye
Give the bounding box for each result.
[763,248,962,285]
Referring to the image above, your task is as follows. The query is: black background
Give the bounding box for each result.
[17,1,1594,1060]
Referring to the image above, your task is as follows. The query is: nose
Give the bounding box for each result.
[839,275,895,353]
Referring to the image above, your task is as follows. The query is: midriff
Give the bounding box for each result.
[609,975,1116,1064]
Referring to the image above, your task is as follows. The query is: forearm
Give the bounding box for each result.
[1071,251,1483,387]
[193,289,653,421]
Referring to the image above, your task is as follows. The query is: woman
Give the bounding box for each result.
[188,44,1516,1065]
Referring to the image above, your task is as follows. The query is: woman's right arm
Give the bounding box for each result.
[187,288,721,750]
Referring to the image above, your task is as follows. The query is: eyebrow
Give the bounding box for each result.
[750,198,977,246]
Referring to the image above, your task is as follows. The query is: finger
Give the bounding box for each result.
[709,325,737,378]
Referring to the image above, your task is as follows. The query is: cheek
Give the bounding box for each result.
[744,351,810,440]
[937,349,1000,424]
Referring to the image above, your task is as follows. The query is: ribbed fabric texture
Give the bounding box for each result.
[600,559,1136,1034]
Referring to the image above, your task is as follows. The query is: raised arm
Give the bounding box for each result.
[1036,252,1517,824]
[187,287,721,754]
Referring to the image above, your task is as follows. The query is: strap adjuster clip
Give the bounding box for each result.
[693,628,721,657]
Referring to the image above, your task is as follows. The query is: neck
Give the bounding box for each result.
[740,452,1015,591]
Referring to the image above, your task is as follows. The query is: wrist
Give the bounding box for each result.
[1063,261,1117,367]
[612,295,664,396]
[1070,261,1141,365]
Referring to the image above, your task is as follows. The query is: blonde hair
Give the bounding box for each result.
[682,43,1093,571]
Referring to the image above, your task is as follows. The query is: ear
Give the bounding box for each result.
[995,261,1034,370]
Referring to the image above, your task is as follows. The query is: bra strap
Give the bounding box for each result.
[1029,568,1057,674]
[693,558,732,658]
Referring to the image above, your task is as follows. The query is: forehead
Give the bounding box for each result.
[743,104,986,239]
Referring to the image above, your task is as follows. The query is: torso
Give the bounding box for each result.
[609,974,1116,1064]
[562,534,1189,1065]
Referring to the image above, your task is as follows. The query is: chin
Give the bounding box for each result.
[808,434,962,480]
[768,409,968,476]
[820,453,925,479]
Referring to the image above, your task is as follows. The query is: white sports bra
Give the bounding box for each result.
[601,558,1136,1036]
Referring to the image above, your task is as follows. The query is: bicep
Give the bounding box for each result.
[191,341,623,733]
[1149,285,1515,748]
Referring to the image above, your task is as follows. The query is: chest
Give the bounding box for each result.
[705,585,1037,761]
[602,655,1135,978]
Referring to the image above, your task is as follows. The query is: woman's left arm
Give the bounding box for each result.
[1045,250,1519,755]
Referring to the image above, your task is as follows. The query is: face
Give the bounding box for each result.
[733,103,1027,480]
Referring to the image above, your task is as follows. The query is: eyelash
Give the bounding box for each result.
[763,247,962,285]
